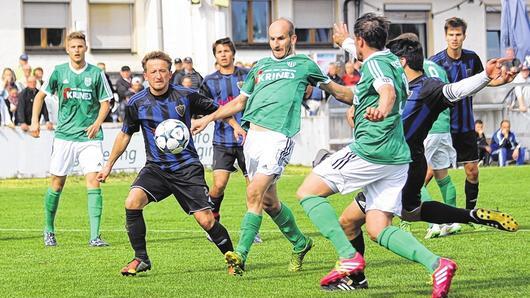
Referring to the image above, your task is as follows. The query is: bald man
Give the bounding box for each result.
[192,18,353,276]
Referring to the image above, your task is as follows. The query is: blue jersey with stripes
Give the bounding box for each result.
[429,49,483,133]
[122,84,218,172]
[402,75,453,160]
[200,66,248,147]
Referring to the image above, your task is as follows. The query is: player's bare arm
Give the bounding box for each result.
[319,81,354,105]
[346,105,355,128]
[86,100,111,139]
[96,131,132,182]
[225,117,247,144]
[365,84,395,122]
[191,93,248,135]
[29,90,47,138]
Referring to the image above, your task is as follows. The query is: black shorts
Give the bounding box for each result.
[451,131,479,163]
[212,145,247,176]
[131,163,212,214]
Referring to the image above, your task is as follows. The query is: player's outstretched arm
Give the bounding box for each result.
[319,81,354,104]
[86,100,110,139]
[29,90,47,138]
[333,23,357,57]
[191,93,248,135]
[97,131,132,182]
[365,84,396,122]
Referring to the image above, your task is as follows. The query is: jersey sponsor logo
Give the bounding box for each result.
[218,95,234,106]
[256,70,296,83]
[84,77,92,87]
[176,104,185,117]
[62,87,93,101]
[287,61,296,67]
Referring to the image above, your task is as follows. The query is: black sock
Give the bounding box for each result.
[420,201,476,224]
[210,194,224,222]
[350,231,365,256]
[125,209,148,260]
[465,180,479,209]
[206,221,233,255]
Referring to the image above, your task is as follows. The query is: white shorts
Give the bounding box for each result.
[313,146,409,216]
[243,129,295,181]
[49,138,104,176]
[424,133,457,170]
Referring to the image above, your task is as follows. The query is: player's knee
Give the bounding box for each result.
[365,228,380,242]
[125,196,146,210]
[195,212,215,230]
[246,185,263,203]
[295,186,311,201]
[210,183,226,197]
[466,167,479,181]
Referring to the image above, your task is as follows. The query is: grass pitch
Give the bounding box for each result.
[0,166,529,297]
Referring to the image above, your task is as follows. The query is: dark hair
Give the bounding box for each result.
[212,37,236,56]
[141,51,172,72]
[444,17,467,34]
[475,119,483,125]
[353,13,390,50]
[386,37,424,71]
[500,119,510,126]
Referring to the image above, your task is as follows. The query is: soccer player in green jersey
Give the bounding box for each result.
[191,18,353,276]
[30,32,113,247]
[296,14,456,296]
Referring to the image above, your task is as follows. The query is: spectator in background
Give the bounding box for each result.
[33,67,44,89]
[14,53,30,84]
[17,76,52,132]
[172,57,203,89]
[342,60,361,86]
[0,93,13,127]
[511,61,529,113]
[170,58,183,83]
[5,86,19,124]
[326,62,344,85]
[17,64,32,88]
[491,120,525,166]
[235,61,244,68]
[1,68,24,97]
[475,119,490,166]
[115,66,133,122]
[96,62,117,122]
[181,75,193,88]
[131,76,144,93]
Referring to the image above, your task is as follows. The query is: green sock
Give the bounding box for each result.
[271,202,307,252]
[87,188,103,240]
[377,226,440,273]
[420,186,433,202]
[235,212,263,262]
[436,176,457,207]
[300,196,356,259]
[44,188,61,233]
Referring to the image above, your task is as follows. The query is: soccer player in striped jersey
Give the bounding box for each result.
[30,32,113,247]
[97,51,237,276]
[320,26,518,295]
[430,18,486,228]
[200,37,261,244]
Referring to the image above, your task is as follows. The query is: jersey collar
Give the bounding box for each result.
[69,62,88,74]
[362,49,390,64]
[270,53,295,61]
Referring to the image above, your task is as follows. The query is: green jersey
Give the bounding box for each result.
[240,54,330,137]
[349,50,411,165]
[43,63,112,142]
[423,60,450,134]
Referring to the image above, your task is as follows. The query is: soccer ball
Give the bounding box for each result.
[154,119,190,154]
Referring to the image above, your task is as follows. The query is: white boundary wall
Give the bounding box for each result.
[0,117,328,179]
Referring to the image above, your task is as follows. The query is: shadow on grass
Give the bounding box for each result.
[0,234,42,241]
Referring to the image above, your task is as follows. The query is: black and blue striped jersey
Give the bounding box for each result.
[402,75,453,160]
[200,66,248,147]
[122,84,218,172]
[429,49,483,133]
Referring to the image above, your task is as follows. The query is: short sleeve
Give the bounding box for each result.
[97,70,113,102]
[198,78,213,99]
[41,69,59,97]
[365,60,395,91]
[306,59,331,87]
[189,91,218,116]
[240,65,258,97]
[121,103,140,135]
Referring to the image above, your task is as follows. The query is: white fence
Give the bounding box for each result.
[0,117,330,179]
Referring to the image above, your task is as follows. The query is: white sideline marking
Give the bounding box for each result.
[0,228,282,233]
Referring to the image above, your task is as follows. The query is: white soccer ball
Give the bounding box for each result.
[154,119,190,154]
